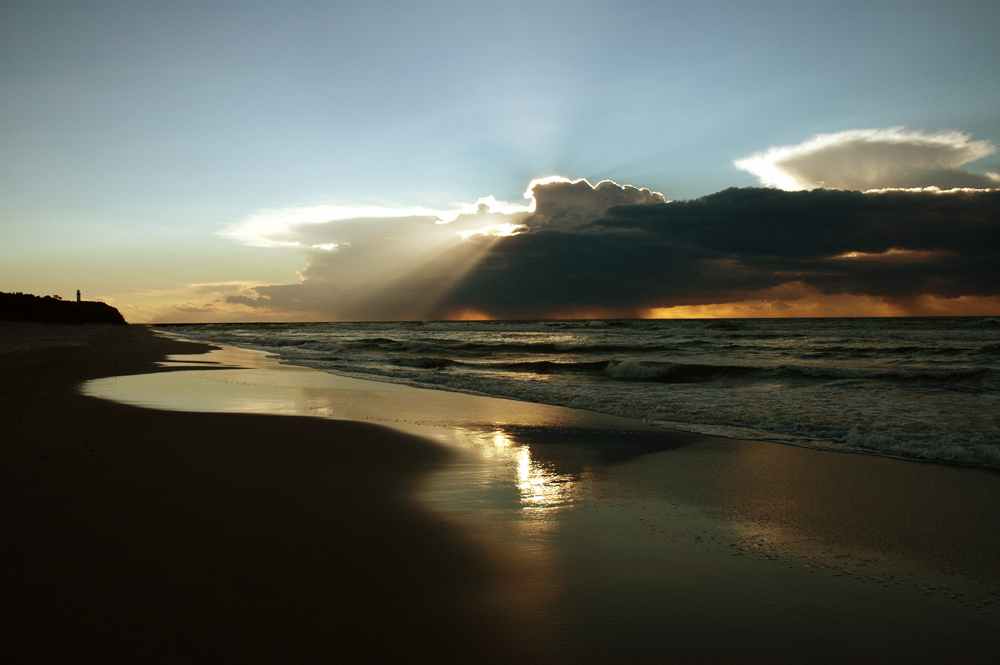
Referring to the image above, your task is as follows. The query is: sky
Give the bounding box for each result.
[1,0,998,322]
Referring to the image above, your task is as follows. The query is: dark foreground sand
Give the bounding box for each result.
[3,323,999,664]
[1,325,539,663]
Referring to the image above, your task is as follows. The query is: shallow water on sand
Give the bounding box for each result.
[156,317,1000,469]
[83,343,1000,662]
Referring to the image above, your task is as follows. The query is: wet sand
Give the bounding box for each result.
[1,325,542,663]
[4,323,1000,663]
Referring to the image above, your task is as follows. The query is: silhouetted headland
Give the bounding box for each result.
[0,291,127,325]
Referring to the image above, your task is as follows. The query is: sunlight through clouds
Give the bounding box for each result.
[217,191,547,250]
[206,174,998,321]
[459,223,527,239]
[218,203,467,248]
[217,176,665,254]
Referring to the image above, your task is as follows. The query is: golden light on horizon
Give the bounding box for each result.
[647,290,1000,319]
[646,295,901,319]
[445,307,495,321]
[832,248,941,260]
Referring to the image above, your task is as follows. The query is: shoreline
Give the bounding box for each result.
[151,323,1000,472]
[1,325,544,663]
[4,323,1000,662]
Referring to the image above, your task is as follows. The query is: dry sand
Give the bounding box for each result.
[3,323,999,664]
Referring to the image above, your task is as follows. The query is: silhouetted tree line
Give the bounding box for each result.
[0,292,127,324]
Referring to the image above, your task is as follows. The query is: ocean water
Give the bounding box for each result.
[157,317,1000,469]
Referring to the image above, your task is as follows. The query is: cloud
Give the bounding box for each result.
[216,178,999,321]
[647,285,1000,319]
[222,178,665,320]
[113,282,332,324]
[523,177,666,230]
[216,177,662,249]
[219,204,469,249]
[437,186,1000,318]
[734,128,998,191]
[121,300,330,324]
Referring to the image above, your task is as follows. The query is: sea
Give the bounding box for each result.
[156,317,1000,469]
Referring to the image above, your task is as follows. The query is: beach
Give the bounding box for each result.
[1,324,542,663]
[3,323,999,663]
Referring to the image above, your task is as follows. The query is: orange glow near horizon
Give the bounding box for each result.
[647,289,1000,319]
[832,248,943,261]
[120,279,1000,323]
[444,307,495,321]
[125,292,1000,324]
[647,300,899,319]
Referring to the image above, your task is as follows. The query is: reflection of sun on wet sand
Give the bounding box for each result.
[1,325,545,663]
[4,324,1000,663]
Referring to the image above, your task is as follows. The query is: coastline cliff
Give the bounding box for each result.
[0,292,127,325]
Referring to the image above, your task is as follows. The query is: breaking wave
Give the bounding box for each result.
[157,317,1000,469]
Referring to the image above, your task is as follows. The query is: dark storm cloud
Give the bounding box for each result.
[224,178,664,319]
[436,187,1000,318]
[226,179,999,320]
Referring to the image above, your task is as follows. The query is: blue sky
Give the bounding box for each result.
[2,1,998,321]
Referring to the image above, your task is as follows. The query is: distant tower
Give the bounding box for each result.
[76,290,81,302]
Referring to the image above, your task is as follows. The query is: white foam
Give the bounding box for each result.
[605,359,673,380]
[157,320,1000,469]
